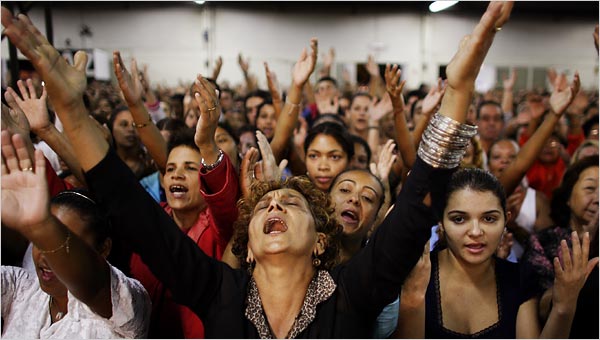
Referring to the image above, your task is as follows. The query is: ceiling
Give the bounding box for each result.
[3,1,598,20]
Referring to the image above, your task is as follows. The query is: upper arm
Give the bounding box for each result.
[515,298,541,339]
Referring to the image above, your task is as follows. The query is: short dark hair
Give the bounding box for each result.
[245,90,271,105]
[51,189,109,250]
[476,100,503,120]
[317,76,338,88]
[349,134,371,166]
[312,113,347,129]
[349,92,372,108]
[304,122,354,161]
[167,128,198,155]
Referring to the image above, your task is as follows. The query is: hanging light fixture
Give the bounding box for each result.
[429,1,459,13]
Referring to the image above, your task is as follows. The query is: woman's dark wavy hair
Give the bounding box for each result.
[435,168,507,251]
[550,155,599,228]
[51,189,110,249]
[231,176,342,271]
[303,122,354,161]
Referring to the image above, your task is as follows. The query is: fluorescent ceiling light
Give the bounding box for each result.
[429,1,459,13]
[195,0,206,5]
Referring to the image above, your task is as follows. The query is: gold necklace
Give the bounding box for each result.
[49,296,65,323]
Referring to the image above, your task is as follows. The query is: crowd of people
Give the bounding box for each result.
[1,2,598,338]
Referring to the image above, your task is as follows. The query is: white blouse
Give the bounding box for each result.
[1,265,151,338]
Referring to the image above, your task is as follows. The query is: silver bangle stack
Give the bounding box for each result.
[417,112,478,168]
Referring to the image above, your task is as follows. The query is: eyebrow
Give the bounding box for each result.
[307,148,343,153]
[447,209,502,215]
[166,161,199,166]
[337,179,380,195]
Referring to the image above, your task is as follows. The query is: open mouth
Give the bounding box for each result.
[169,185,189,198]
[340,209,359,224]
[465,243,485,254]
[38,266,56,281]
[264,217,288,234]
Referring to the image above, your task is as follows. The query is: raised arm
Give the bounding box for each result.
[264,62,283,116]
[238,53,258,92]
[114,52,168,174]
[2,8,230,316]
[270,38,318,162]
[211,56,223,81]
[385,64,415,168]
[501,68,516,117]
[5,80,87,187]
[1,131,112,317]
[498,72,580,195]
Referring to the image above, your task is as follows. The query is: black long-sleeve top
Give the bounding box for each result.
[85,149,454,338]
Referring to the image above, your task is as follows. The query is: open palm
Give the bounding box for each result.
[292,38,318,88]
[1,132,49,233]
[114,51,144,106]
[549,72,581,115]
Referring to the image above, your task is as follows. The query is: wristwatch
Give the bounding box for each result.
[201,149,224,172]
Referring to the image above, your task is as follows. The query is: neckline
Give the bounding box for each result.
[433,251,502,337]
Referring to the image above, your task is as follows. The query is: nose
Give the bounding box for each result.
[267,199,285,213]
[347,191,360,206]
[317,157,330,171]
[171,167,185,179]
[467,220,483,237]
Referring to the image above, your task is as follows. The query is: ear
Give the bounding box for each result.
[313,232,327,257]
[437,221,444,232]
[505,211,512,225]
[99,238,112,259]
[246,248,255,264]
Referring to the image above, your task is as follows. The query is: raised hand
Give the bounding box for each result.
[315,92,339,114]
[292,38,318,88]
[319,47,335,77]
[421,78,446,115]
[495,231,513,259]
[526,93,546,120]
[192,75,220,162]
[444,2,513,91]
[368,94,393,123]
[549,72,580,115]
[366,55,379,77]
[384,64,407,113]
[552,231,599,312]
[6,79,51,133]
[369,139,397,183]
[1,130,49,233]
[256,130,288,182]
[264,62,281,100]
[503,68,517,90]
[293,116,308,151]
[212,56,223,80]
[238,53,250,74]
[1,8,88,112]
[113,51,144,106]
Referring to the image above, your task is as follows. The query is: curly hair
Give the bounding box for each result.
[231,176,342,271]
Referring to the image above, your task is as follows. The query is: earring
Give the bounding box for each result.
[312,257,321,267]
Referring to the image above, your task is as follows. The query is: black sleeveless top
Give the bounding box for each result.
[425,251,533,338]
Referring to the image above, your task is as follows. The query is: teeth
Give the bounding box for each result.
[264,218,288,234]
[341,210,358,221]
[170,185,188,193]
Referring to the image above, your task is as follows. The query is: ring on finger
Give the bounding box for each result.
[22,167,33,172]
[207,106,217,111]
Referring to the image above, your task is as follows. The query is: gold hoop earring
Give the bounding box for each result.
[312,257,321,267]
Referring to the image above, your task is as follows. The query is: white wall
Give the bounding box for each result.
[2,4,598,90]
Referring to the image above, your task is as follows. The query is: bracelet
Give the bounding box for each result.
[132,115,152,128]
[38,230,71,255]
[418,112,477,169]
[201,149,225,173]
[286,101,301,108]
